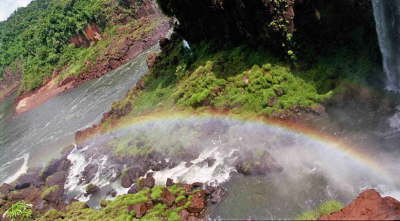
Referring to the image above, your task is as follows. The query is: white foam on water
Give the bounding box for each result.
[153,146,238,186]
[4,153,30,184]
[65,146,90,193]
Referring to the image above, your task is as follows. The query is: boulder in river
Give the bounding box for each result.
[235,149,282,176]
[85,184,100,195]
[121,167,143,188]
[79,164,98,184]
[137,173,155,190]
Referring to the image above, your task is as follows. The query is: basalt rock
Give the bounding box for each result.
[234,149,282,176]
[157,0,375,55]
[85,184,100,195]
[128,202,148,218]
[320,189,400,220]
[137,173,155,190]
[187,191,206,213]
[15,168,44,190]
[166,178,174,187]
[160,188,175,207]
[79,164,98,184]
[121,167,143,188]
[128,185,138,194]
[45,171,67,187]
[41,158,71,180]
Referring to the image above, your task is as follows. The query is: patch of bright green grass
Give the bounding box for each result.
[295,200,344,220]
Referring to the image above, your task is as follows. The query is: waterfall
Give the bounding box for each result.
[372,0,400,91]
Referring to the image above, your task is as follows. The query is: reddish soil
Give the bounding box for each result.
[14,18,170,115]
[320,189,400,220]
[15,78,75,114]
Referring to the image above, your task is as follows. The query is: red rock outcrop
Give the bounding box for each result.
[320,189,400,220]
[69,24,102,48]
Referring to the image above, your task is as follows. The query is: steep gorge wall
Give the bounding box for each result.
[157,0,376,54]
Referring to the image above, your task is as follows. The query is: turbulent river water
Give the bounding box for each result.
[0,45,159,184]
[0,42,400,219]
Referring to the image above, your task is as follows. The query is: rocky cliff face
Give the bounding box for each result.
[157,0,376,54]
[320,189,400,220]
[69,24,102,48]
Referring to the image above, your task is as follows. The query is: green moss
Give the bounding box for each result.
[40,185,59,199]
[151,186,164,200]
[295,200,344,220]
[38,185,204,221]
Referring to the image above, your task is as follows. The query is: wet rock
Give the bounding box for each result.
[196,157,216,167]
[100,200,108,208]
[206,157,216,167]
[121,167,142,188]
[160,188,175,207]
[85,184,100,195]
[107,189,117,197]
[320,189,400,220]
[204,185,215,196]
[177,184,192,194]
[128,185,138,194]
[138,173,155,190]
[45,171,67,187]
[180,209,190,221]
[15,182,31,190]
[187,191,206,213]
[166,178,174,187]
[210,187,225,204]
[16,169,44,189]
[42,158,71,180]
[192,182,203,189]
[185,161,194,167]
[0,183,13,194]
[235,149,282,176]
[42,185,63,204]
[128,202,148,218]
[79,164,98,184]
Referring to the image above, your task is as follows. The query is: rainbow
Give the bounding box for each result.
[89,110,398,185]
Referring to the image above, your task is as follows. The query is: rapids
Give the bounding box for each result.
[61,116,400,219]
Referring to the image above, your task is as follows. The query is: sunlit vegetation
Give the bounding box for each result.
[295,200,344,220]
[109,34,378,119]
[0,0,157,93]
[39,185,192,221]
[4,201,33,221]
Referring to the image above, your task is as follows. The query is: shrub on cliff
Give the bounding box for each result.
[4,201,33,221]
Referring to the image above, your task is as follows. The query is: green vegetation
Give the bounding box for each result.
[110,36,377,119]
[39,185,192,221]
[4,201,33,221]
[295,200,344,220]
[0,0,163,93]
[40,185,59,199]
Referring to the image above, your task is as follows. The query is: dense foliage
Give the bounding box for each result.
[107,33,378,120]
[0,0,142,92]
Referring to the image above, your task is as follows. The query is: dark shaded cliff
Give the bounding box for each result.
[157,0,377,56]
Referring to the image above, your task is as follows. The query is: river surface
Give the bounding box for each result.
[0,45,159,184]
